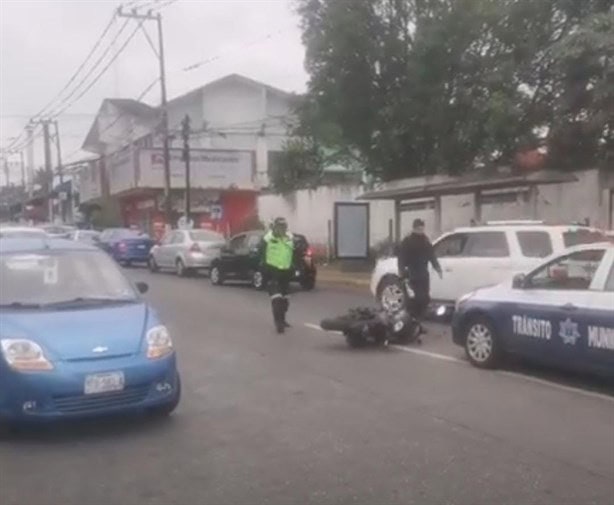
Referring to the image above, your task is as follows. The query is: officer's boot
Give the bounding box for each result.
[271,297,285,333]
[281,297,290,328]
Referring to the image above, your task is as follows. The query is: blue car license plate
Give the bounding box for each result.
[84,371,125,395]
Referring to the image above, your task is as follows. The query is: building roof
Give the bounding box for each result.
[358,169,579,201]
[105,98,158,120]
[81,99,159,152]
[167,73,295,106]
[81,74,294,153]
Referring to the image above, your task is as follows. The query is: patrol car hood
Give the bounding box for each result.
[464,278,514,301]
[0,303,149,361]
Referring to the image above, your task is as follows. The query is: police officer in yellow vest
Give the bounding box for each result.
[259,217,294,333]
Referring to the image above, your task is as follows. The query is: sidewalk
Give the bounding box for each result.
[316,264,371,289]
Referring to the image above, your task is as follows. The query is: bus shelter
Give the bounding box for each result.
[358,169,578,241]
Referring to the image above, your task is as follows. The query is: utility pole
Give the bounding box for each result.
[117,7,172,228]
[53,120,66,222]
[181,114,191,224]
[19,151,25,188]
[26,124,34,197]
[2,156,8,187]
[41,119,54,222]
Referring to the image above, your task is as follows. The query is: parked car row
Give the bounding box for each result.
[77,226,319,292]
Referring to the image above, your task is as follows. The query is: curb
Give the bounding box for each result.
[316,275,371,289]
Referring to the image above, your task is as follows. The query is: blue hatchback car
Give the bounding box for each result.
[0,238,181,434]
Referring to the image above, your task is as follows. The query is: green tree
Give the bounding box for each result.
[296,0,614,179]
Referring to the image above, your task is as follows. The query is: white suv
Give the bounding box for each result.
[371,221,607,312]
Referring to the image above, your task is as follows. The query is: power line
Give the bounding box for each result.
[51,20,144,119]
[182,27,288,72]
[46,18,132,119]
[32,13,118,122]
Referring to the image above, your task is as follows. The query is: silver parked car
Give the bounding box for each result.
[148,229,226,276]
[68,229,101,245]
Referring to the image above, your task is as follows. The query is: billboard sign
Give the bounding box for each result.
[334,202,369,259]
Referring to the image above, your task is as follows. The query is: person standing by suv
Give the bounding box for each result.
[260,217,295,333]
[397,219,443,327]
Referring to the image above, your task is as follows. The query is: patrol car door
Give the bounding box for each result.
[582,248,614,371]
[507,248,607,366]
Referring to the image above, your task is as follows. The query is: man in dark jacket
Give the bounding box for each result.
[397,219,442,321]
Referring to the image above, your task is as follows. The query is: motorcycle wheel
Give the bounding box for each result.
[394,321,422,345]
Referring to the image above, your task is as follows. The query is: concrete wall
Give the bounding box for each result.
[258,185,395,250]
[257,169,613,251]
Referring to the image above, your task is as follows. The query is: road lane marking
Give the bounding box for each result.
[497,371,614,404]
[304,322,340,333]
[391,345,463,363]
[304,322,614,404]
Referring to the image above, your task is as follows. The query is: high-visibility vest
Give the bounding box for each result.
[264,230,294,270]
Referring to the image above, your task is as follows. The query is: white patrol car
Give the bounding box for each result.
[371,221,607,313]
[451,242,614,376]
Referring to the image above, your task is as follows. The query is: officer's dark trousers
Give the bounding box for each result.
[408,275,430,318]
[267,266,291,330]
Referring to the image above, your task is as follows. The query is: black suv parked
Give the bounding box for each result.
[209,230,317,290]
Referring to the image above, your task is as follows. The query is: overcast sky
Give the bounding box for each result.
[0,0,308,185]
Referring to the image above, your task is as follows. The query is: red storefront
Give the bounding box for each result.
[120,188,258,241]
[104,146,259,240]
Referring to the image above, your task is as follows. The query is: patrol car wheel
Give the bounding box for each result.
[378,276,405,312]
[464,317,501,369]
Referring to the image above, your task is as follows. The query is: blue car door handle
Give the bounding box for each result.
[561,303,577,311]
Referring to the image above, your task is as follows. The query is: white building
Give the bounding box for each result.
[78,74,297,236]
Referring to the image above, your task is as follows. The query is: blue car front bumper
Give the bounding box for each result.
[0,353,179,422]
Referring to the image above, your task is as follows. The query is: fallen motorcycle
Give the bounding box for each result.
[320,279,422,348]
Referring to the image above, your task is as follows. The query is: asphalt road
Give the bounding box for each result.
[1,269,613,505]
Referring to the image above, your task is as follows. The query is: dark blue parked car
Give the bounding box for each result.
[98,228,155,266]
[0,238,181,435]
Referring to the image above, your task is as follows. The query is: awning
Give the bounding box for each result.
[358,169,578,201]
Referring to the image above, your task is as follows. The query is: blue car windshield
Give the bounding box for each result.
[0,250,138,307]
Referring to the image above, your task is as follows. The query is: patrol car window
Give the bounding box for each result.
[563,229,606,247]
[433,233,467,257]
[605,263,614,292]
[527,249,605,291]
[172,232,185,244]
[463,231,509,257]
[517,231,553,258]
